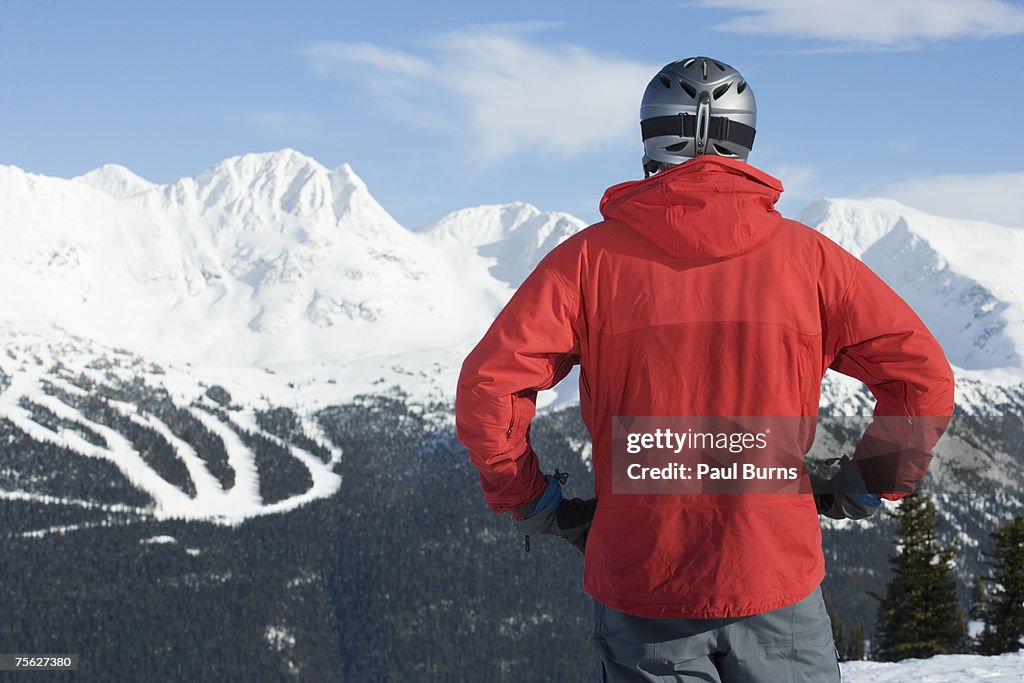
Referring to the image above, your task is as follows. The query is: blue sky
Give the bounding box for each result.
[2,0,1023,228]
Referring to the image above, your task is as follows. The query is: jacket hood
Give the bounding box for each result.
[599,156,785,259]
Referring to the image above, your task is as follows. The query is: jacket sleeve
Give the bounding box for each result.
[823,258,955,499]
[455,254,580,516]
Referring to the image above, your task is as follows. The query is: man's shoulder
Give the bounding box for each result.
[553,218,641,252]
[528,219,638,283]
[775,215,824,239]
[773,215,861,260]
[536,218,620,258]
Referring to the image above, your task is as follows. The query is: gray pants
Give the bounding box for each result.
[592,587,840,682]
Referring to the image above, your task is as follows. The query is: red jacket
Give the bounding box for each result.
[456,156,954,618]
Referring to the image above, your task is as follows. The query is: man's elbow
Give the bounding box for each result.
[911,335,955,417]
[929,351,955,417]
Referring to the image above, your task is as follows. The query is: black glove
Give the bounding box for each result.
[513,471,597,554]
[810,455,882,521]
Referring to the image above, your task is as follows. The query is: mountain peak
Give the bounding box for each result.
[74,163,156,198]
[422,202,542,245]
[797,197,915,257]
[422,202,586,287]
[801,196,1024,376]
[332,162,370,195]
[185,149,354,220]
[203,149,328,181]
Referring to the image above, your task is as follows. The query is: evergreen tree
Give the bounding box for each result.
[970,573,989,621]
[825,598,848,660]
[846,622,866,661]
[873,495,967,661]
[979,516,1024,654]
[970,572,991,652]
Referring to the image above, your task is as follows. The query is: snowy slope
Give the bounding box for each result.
[0,324,342,525]
[841,651,1024,682]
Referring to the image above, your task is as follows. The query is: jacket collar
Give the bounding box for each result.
[600,156,785,259]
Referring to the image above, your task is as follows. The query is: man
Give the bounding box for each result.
[455,56,954,681]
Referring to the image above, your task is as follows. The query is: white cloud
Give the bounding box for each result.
[886,172,1024,228]
[302,26,655,164]
[304,41,431,80]
[695,0,1024,49]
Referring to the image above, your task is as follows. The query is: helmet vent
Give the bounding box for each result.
[682,58,696,69]
[678,80,698,98]
[736,80,747,94]
[712,83,731,100]
[659,73,671,88]
[712,60,726,71]
[713,144,737,157]
[666,141,690,152]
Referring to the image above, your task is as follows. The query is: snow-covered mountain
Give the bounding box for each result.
[0,151,588,522]
[0,150,535,385]
[3,152,1022,409]
[0,151,602,412]
[800,198,1023,379]
[422,202,586,288]
[4,151,1021,395]
[1,150,1022,523]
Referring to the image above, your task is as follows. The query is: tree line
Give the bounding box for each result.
[828,495,1024,662]
[2,374,1022,679]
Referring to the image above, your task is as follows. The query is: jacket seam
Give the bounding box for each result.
[823,257,861,322]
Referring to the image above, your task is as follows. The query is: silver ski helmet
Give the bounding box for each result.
[640,56,756,174]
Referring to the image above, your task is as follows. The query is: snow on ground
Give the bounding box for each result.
[141,536,177,544]
[840,651,1024,681]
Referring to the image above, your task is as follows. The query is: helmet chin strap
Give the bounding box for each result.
[642,155,678,178]
[694,92,711,157]
[642,154,659,178]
